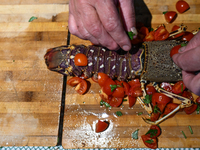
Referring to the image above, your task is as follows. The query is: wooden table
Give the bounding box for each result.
[0,0,199,148]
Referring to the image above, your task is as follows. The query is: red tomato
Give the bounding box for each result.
[91,76,98,83]
[171,25,184,38]
[102,78,116,96]
[154,26,169,41]
[121,81,130,96]
[144,31,155,41]
[98,73,109,87]
[74,53,88,66]
[67,77,82,87]
[161,103,179,118]
[182,31,194,41]
[176,0,190,13]
[128,79,141,88]
[150,112,160,121]
[128,95,136,107]
[172,81,186,94]
[141,135,158,149]
[79,73,89,79]
[146,125,161,138]
[109,97,123,107]
[163,11,177,23]
[74,79,88,95]
[182,91,194,101]
[139,26,149,36]
[146,85,156,95]
[129,86,143,97]
[95,120,109,133]
[160,82,173,92]
[184,104,197,115]
[196,96,200,104]
[112,87,125,98]
[170,45,181,57]
[99,89,112,104]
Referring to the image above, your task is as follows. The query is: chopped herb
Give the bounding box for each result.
[163,11,167,15]
[83,102,85,104]
[143,94,152,104]
[188,125,193,134]
[116,111,123,116]
[145,139,154,144]
[29,16,37,22]
[145,129,158,138]
[181,131,187,139]
[110,84,117,92]
[123,99,127,102]
[100,100,111,108]
[137,112,143,116]
[13,60,15,62]
[153,105,162,114]
[196,104,200,114]
[181,84,184,92]
[128,31,135,40]
[181,43,187,47]
[132,129,139,139]
[150,28,154,31]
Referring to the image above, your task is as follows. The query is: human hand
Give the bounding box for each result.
[172,31,200,96]
[68,0,136,51]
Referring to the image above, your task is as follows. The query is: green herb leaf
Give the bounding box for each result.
[145,129,158,138]
[123,99,127,102]
[181,131,187,139]
[196,103,200,114]
[150,28,154,31]
[145,139,154,144]
[163,11,167,15]
[29,16,37,22]
[181,43,187,47]
[132,129,139,139]
[181,84,184,92]
[116,111,123,116]
[153,105,162,114]
[137,112,143,116]
[188,125,193,134]
[100,100,111,108]
[128,31,135,40]
[110,84,117,92]
[143,94,152,104]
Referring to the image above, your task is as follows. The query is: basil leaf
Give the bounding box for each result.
[116,111,123,116]
[145,139,154,144]
[137,112,143,116]
[29,16,37,22]
[145,129,158,138]
[100,100,111,108]
[132,129,139,139]
[153,105,162,114]
[128,31,135,40]
[143,94,152,104]
[110,84,117,92]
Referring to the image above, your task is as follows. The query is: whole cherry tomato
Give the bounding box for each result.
[184,104,197,115]
[176,0,190,13]
[74,79,88,95]
[128,95,136,107]
[98,73,109,87]
[146,125,161,138]
[141,135,158,149]
[144,31,155,41]
[170,45,181,57]
[112,87,125,98]
[160,82,173,92]
[154,26,169,41]
[182,31,194,41]
[146,85,156,95]
[74,53,88,66]
[109,97,123,107]
[163,11,177,23]
[102,78,116,96]
[172,81,186,94]
[171,25,184,39]
[95,120,109,133]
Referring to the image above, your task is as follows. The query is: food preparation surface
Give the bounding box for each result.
[0,0,200,148]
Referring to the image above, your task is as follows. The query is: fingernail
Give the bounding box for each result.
[179,46,186,52]
[122,45,130,51]
[130,27,138,37]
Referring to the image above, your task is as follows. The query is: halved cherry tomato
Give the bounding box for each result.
[144,31,155,41]
[146,85,156,95]
[74,53,88,66]
[112,87,125,98]
[102,78,116,96]
[150,112,160,122]
[95,120,109,133]
[184,104,197,114]
[129,86,143,97]
[99,89,112,104]
[196,96,200,104]
[176,0,190,13]
[154,26,169,41]
[160,82,173,92]
[163,11,177,23]
[161,103,179,118]
[170,45,181,57]
[98,73,109,87]
[109,97,123,107]
[182,31,194,41]
[141,135,158,149]
[146,125,161,138]
[67,77,82,87]
[74,79,88,95]
[172,81,186,94]
[182,91,194,101]
[171,25,184,39]
[139,26,149,36]
[128,79,141,88]
[121,81,130,96]
[128,95,136,107]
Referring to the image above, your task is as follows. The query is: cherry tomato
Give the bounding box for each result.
[67,77,82,87]
[141,135,158,149]
[79,73,89,79]
[170,45,181,57]
[74,79,88,95]
[154,26,169,41]
[95,120,109,133]
[102,78,116,96]
[146,85,156,95]
[144,31,155,41]
[91,76,98,83]
[150,112,160,121]
[109,97,123,107]
[139,26,149,36]
[161,103,179,118]
[172,81,186,94]
[112,87,125,98]
[184,104,197,114]
[176,0,190,13]
[128,79,141,88]
[98,73,109,87]
[128,95,136,107]
[74,53,88,66]
[163,11,177,23]
[146,125,161,138]
[196,96,200,104]
[121,81,130,96]
[160,82,173,92]
[182,91,194,101]
[129,86,143,97]
[99,89,112,104]
[171,25,184,39]
[182,31,194,41]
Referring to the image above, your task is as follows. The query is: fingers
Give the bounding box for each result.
[182,70,200,96]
